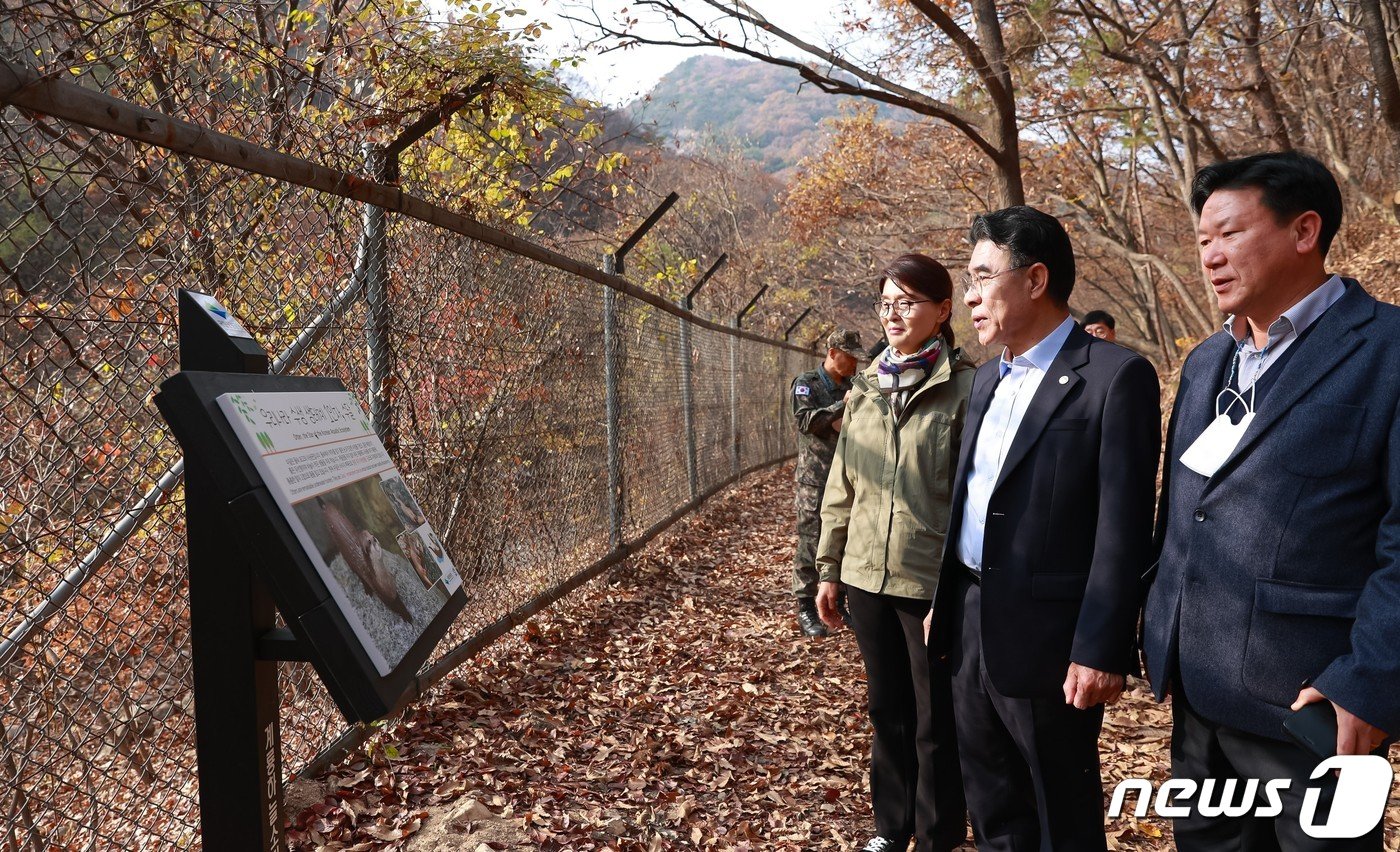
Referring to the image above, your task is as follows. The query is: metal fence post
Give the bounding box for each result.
[677,308,698,501]
[729,317,741,475]
[361,145,394,454]
[362,87,495,455]
[735,285,768,330]
[732,285,767,472]
[601,192,678,545]
[680,254,725,501]
[784,307,814,342]
[602,254,624,550]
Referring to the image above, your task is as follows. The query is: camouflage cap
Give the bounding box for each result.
[827,328,868,361]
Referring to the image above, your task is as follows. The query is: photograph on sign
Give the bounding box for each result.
[395,529,435,589]
[216,391,461,675]
[381,474,428,528]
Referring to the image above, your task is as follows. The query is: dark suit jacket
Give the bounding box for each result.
[1143,280,1400,741]
[935,324,1161,698]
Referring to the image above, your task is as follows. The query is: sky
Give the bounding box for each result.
[504,0,876,106]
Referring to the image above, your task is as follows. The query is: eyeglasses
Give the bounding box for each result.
[960,264,1030,296]
[873,298,930,318]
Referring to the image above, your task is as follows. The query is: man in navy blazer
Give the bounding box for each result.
[1143,152,1399,850]
[930,206,1161,851]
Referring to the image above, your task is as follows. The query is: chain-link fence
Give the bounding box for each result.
[0,14,811,847]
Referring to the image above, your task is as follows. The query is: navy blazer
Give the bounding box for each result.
[1143,280,1400,740]
[936,324,1161,698]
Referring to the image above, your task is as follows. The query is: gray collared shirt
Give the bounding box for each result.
[1224,275,1345,390]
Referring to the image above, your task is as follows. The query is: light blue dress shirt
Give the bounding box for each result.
[1224,274,1346,391]
[956,315,1077,572]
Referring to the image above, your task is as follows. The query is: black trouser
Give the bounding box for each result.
[846,585,967,851]
[949,575,1107,852]
[1170,686,1384,852]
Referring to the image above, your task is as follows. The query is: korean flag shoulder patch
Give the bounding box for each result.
[794,385,811,397]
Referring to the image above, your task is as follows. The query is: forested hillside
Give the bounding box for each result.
[627,55,885,174]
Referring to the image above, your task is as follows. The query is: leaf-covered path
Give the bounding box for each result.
[286,462,1395,852]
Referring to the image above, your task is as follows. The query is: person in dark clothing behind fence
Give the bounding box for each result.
[791,328,867,637]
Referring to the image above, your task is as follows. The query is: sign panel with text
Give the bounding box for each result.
[216,391,461,676]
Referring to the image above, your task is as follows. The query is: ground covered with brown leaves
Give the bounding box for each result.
[286,463,1398,852]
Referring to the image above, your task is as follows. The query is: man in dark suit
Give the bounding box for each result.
[929,206,1161,851]
[1143,152,1399,850]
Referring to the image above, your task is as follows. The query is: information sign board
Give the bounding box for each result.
[216,391,461,675]
[156,370,466,723]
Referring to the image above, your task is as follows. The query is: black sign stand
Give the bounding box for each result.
[178,290,286,852]
[162,291,468,851]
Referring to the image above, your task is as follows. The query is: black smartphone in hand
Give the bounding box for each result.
[1283,700,1338,759]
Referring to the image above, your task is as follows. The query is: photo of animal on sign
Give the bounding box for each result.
[216,391,462,675]
[294,477,455,658]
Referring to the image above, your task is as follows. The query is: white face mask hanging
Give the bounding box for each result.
[1180,386,1255,478]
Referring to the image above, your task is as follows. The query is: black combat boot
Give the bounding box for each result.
[796,598,828,638]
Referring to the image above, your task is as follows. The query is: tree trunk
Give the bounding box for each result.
[1359,0,1400,220]
[1239,0,1294,150]
[1140,264,1177,368]
[992,142,1025,207]
[970,0,1024,207]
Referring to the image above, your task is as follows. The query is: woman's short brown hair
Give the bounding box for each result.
[880,253,955,348]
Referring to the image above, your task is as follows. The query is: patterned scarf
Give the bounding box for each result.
[876,336,943,393]
[876,336,943,417]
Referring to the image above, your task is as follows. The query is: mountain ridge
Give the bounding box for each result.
[625,55,870,175]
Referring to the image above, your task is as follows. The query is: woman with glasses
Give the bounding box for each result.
[815,254,972,852]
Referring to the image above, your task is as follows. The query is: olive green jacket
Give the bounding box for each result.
[815,346,975,601]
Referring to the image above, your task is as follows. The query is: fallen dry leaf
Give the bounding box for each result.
[285,463,1400,852]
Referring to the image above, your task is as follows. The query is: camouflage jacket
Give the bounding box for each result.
[791,364,851,486]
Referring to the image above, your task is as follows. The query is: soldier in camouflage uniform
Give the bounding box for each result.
[791,328,867,637]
